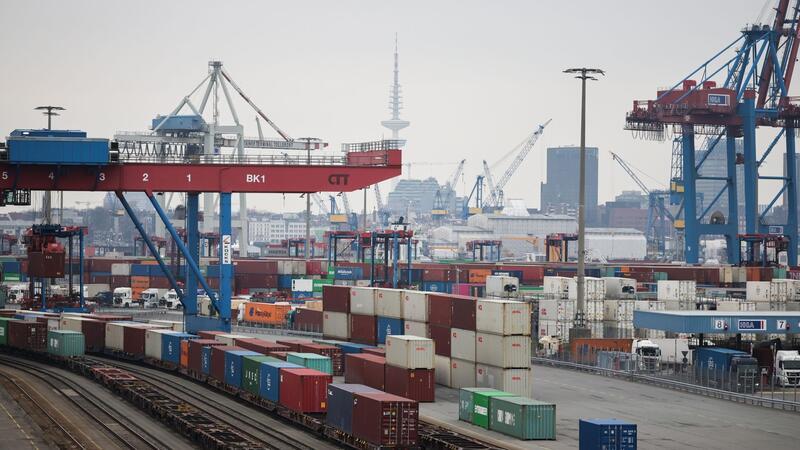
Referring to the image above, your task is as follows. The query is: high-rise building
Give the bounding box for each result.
[540,146,599,221]
[695,137,745,230]
[386,178,441,216]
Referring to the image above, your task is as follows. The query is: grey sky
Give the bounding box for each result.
[0,0,786,213]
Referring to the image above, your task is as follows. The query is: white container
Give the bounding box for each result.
[450,328,476,361]
[402,290,428,322]
[602,277,637,299]
[586,299,605,322]
[434,355,451,386]
[355,280,371,287]
[322,311,349,339]
[568,277,606,301]
[543,276,570,299]
[538,298,575,321]
[475,365,532,397]
[60,316,85,333]
[145,329,175,360]
[538,319,574,340]
[485,275,519,298]
[476,333,530,368]
[292,279,313,293]
[105,322,131,350]
[150,320,184,332]
[215,334,248,346]
[657,280,696,301]
[476,299,531,335]
[111,263,131,276]
[604,299,635,322]
[403,320,429,338]
[385,335,435,369]
[375,288,403,318]
[450,358,477,388]
[633,300,666,312]
[746,281,771,302]
[349,287,376,315]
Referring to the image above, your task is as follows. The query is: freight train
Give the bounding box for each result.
[0,310,424,449]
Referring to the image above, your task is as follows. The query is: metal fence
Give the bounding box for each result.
[533,351,800,412]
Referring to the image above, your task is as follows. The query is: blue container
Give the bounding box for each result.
[7,134,109,165]
[161,333,195,365]
[224,350,260,388]
[334,267,363,280]
[151,115,204,132]
[400,268,424,282]
[326,384,382,434]
[277,275,293,289]
[10,129,87,138]
[2,261,21,273]
[337,342,372,355]
[207,265,220,277]
[376,316,404,345]
[201,346,213,374]
[259,361,302,402]
[579,419,637,450]
[130,264,150,277]
[422,281,452,294]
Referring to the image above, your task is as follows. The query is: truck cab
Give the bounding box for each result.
[774,350,800,387]
[140,288,162,308]
[632,339,661,371]
[159,290,183,310]
[112,287,136,307]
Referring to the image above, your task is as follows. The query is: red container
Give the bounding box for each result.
[294,308,323,332]
[451,295,476,330]
[352,392,419,447]
[122,325,150,356]
[350,314,377,345]
[269,351,289,360]
[279,368,332,413]
[211,346,243,381]
[384,365,435,402]
[299,343,344,376]
[423,268,450,282]
[362,347,385,357]
[275,339,312,352]
[90,275,111,284]
[428,294,453,327]
[89,314,134,322]
[81,318,106,352]
[8,320,47,351]
[27,251,65,278]
[148,276,171,289]
[344,354,386,390]
[305,260,326,276]
[198,330,227,340]
[188,339,226,373]
[322,285,350,313]
[234,338,289,355]
[428,325,451,357]
[234,259,278,274]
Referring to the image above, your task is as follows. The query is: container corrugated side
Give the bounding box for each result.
[259,361,302,402]
[476,333,530,368]
[287,352,333,375]
[579,418,637,450]
[450,328,476,361]
[349,286,376,315]
[352,392,419,447]
[385,335,435,369]
[472,390,515,429]
[47,330,85,357]
[323,311,349,339]
[403,320,429,338]
[458,387,498,423]
[326,383,382,435]
[242,355,279,395]
[144,329,172,360]
[476,299,531,335]
[489,396,556,440]
[450,358,476,388]
[476,364,532,397]
[375,288,403,318]
[402,290,428,322]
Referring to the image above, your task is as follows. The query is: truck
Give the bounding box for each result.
[650,338,693,367]
[694,347,759,393]
[159,289,183,310]
[774,350,800,387]
[112,287,137,307]
[570,338,661,371]
[140,288,167,308]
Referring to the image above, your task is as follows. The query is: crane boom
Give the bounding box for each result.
[484,119,551,207]
[312,193,329,215]
[610,151,651,195]
[447,159,466,188]
[374,183,385,211]
[340,193,352,216]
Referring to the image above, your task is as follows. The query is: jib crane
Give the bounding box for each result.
[626,1,800,265]
[431,159,465,218]
[483,119,551,209]
[609,151,677,260]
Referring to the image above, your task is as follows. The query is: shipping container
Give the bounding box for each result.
[242,302,291,325]
[352,392,419,447]
[350,286,377,315]
[464,388,516,429]
[385,335,435,369]
[376,316,404,345]
[294,308,323,332]
[476,365,532,397]
[287,352,333,375]
[0,317,14,345]
[375,288,403,318]
[225,350,261,388]
[603,277,637,299]
[344,354,386,390]
[538,298,576,321]
[188,339,226,374]
[234,337,289,355]
[450,328,476,361]
[543,276,570,299]
[476,333,530,368]
[274,339,312,352]
[657,280,696,301]
[337,342,372,355]
[579,418,637,450]
[402,290,428,322]
[259,361,303,402]
[162,332,194,365]
[476,299,531,335]
[323,311,350,339]
[384,365,435,402]
[298,343,343,375]
[403,320,429,338]
[350,314,376,344]
[428,294,453,327]
[242,355,280,395]
[210,346,243,381]
[60,317,105,351]
[451,295,476,330]
[489,397,556,440]
[279,368,332,413]
[145,329,173,360]
[47,330,84,357]
[429,325,451,357]
[458,387,499,423]
[215,333,250,346]
[568,277,606,301]
[326,383,382,435]
[124,324,168,356]
[180,340,189,369]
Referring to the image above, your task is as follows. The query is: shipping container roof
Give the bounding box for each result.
[634,310,800,334]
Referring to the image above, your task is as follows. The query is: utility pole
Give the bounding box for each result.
[563,67,604,340]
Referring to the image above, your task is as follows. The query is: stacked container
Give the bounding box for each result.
[538,298,575,340]
[657,280,696,310]
[286,352,333,375]
[602,277,637,299]
[345,353,387,390]
[475,299,532,397]
[568,277,606,301]
[384,335,435,402]
[279,367,332,413]
[47,330,85,357]
[351,392,418,447]
[326,384,382,435]
[322,285,350,339]
[259,360,302,402]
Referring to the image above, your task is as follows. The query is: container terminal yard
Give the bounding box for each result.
[2,1,800,449]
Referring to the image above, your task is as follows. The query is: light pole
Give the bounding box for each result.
[35,105,65,130]
[564,67,604,339]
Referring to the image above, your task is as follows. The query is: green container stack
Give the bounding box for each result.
[242,355,279,395]
[489,396,556,440]
[0,317,20,346]
[47,330,85,357]
[459,388,516,429]
[286,352,333,375]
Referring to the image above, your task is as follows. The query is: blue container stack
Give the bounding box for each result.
[162,333,195,365]
[326,384,382,434]
[224,350,261,388]
[376,316,403,344]
[579,419,637,450]
[259,361,302,402]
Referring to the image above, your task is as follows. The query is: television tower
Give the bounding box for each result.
[381,34,410,139]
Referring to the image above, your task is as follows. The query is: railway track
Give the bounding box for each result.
[0,354,164,450]
[87,355,334,450]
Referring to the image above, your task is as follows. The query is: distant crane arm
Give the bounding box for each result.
[312,193,329,215]
[610,151,651,195]
[340,193,352,216]
[482,160,498,206]
[484,119,551,207]
[374,184,385,211]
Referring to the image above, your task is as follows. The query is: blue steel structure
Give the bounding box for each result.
[466,239,502,262]
[634,310,800,335]
[366,229,414,288]
[626,1,800,265]
[25,224,86,312]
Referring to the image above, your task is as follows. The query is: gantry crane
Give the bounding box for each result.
[609,151,678,260]
[483,119,551,209]
[626,1,800,265]
[431,159,465,218]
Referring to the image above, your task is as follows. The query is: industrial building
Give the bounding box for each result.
[540,146,599,221]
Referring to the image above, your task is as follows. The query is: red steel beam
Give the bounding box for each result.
[0,153,401,194]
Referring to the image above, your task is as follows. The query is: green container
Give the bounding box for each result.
[460,388,516,429]
[0,317,16,345]
[47,330,85,357]
[489,396,556,440]
[4,274,20,282]
[313,279,333,292]
[459,388,499,423]
[242,355,279,395]
[286,352,333,375]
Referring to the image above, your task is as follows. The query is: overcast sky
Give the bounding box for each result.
[0,0,788,214]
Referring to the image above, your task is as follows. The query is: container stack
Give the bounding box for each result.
[459,387,556,440]
[475,299,532,397]
[657,280,697,310]
[746,280,799,311]
[384,335,435,402]
[538,296,575,340]
[430,293,477,389]
[579,418,637,450]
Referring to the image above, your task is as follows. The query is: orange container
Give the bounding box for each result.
[180,340,189,369]
[132,287,146,300]
[131,276,149,288]
[243,302,292,325]
[467,269,491,284]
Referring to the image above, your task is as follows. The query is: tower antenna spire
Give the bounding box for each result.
[381,33,410,140]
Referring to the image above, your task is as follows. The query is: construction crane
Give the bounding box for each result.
[373,183,391,228]
[609,151,677,260]
[311,193,329,215]
[483,119,551,208]
[432,159,466,218]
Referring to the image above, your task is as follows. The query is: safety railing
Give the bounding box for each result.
[118,152,355,166]
[340,139,405,152]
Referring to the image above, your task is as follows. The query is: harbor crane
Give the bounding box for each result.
[432,159,465,218]
[482,119,551,209]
